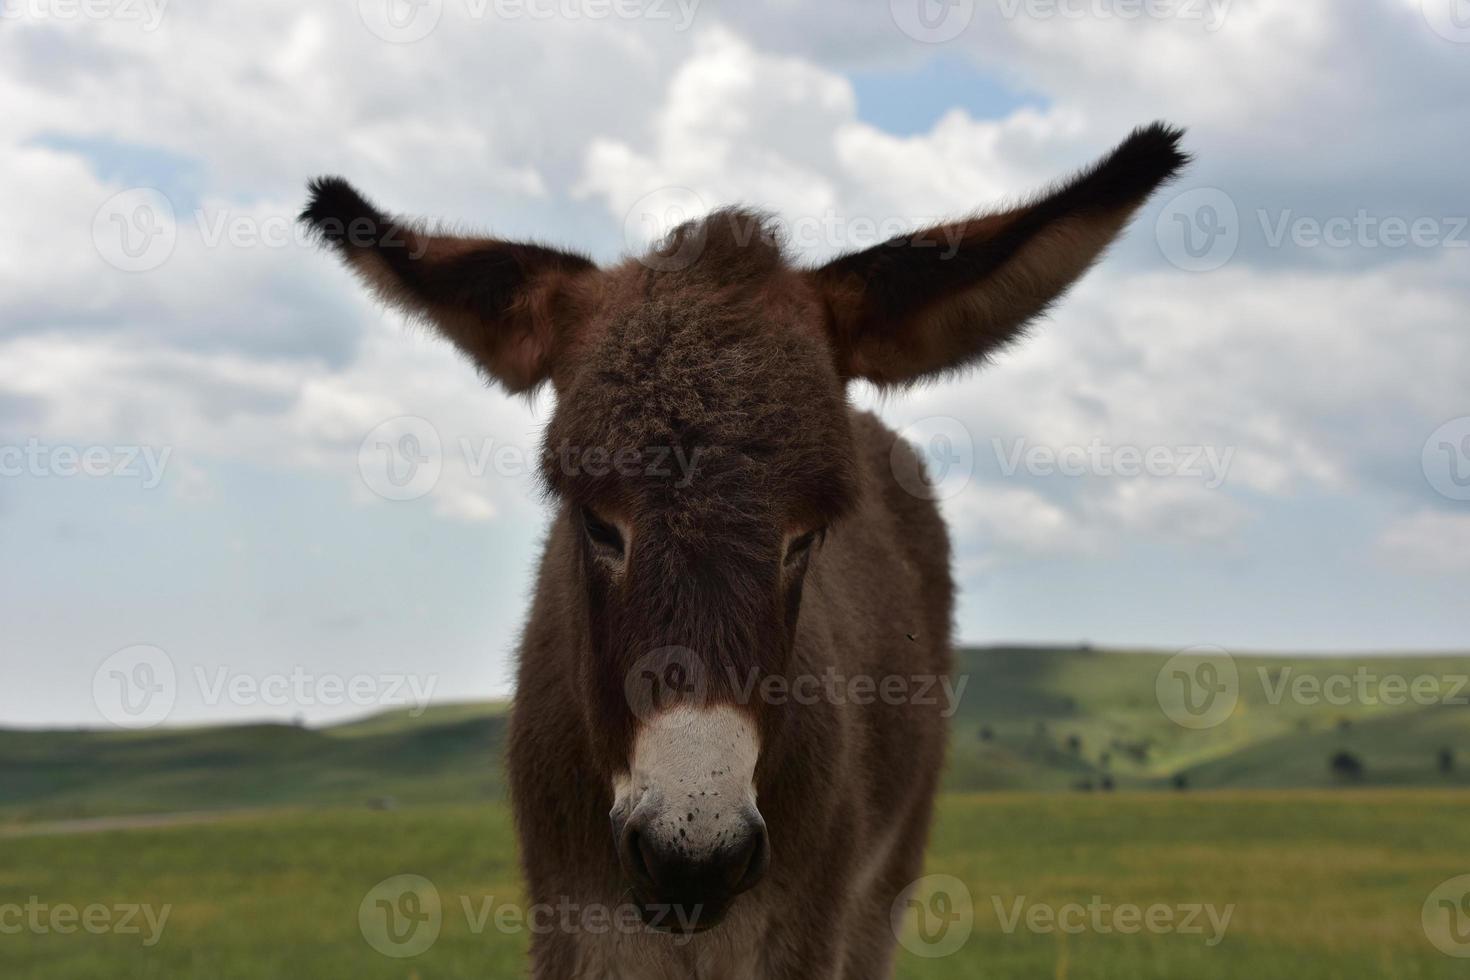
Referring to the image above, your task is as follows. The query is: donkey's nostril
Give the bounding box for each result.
[730,821,769,896]
[620,827,656,891]
[635,833,660,885]
[618,806,768,928]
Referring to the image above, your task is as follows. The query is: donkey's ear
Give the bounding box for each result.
[301,178,596,392]
[807,123,1187,387]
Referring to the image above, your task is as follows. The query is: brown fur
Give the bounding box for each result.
[302,122,1187,978]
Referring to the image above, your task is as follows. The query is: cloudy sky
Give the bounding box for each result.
[2,0,1468,727]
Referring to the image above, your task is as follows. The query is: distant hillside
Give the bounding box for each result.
[944,646,1470,792]
[0,703,508,821]
[3,647,1468,821]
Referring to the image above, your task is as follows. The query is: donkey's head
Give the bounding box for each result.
[304,123,1185,930]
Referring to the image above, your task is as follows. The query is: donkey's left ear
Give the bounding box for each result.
[301,178,596,392]
[807,123,1187,387]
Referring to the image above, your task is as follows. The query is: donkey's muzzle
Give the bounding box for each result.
[617,804,769,932]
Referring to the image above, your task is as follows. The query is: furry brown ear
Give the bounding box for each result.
[301,178,595,392]
[807,123,1188,387]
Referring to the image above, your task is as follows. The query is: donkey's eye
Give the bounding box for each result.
[784,529,821,567]
[581,507,625,559]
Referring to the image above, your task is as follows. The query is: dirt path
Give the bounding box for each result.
[0,808,275,838]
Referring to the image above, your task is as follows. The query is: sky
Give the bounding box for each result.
[1,0,1468,728]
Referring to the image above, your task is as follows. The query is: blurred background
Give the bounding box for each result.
[2,0,1468,977]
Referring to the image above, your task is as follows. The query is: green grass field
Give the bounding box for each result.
[5,646,1470,976]
[3,793,1469,978]
[5,647,1469,822]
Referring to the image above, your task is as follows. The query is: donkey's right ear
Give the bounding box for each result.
[301,177,596,393]
[805,123,1187,388]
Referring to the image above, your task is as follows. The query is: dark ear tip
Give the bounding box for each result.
[1120,121,1191,185]
[299,176,385,244]
[1064,121,1189,212]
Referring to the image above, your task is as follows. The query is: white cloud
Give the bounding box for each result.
[2,1,1467,550]
[578,27,852,238]
[0,323,547,526]
[1088,479,1247,542]
[3,0,1469,727]
[1378,509,1470,574]
[566,23,1470,561]
[943,483,1097,561]
[575,29,1118,257]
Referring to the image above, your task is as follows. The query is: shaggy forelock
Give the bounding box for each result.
[651,208,789,288]
[538,212,858,552]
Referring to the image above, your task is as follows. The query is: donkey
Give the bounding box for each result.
[303,122,1185,978]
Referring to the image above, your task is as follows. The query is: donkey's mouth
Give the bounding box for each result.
[630,893,729,935]
[615,803,768,938]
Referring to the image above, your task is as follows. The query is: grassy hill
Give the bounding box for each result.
[3,647,1468,822]
[0,703,509,821]
[944,646,1470,792]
